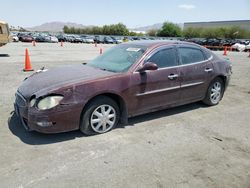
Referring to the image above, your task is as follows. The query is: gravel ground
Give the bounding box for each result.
[0,43,249,188]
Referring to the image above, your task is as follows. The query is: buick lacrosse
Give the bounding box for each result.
[14,41,232,134]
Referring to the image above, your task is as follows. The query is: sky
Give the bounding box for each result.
[1,0,250,28]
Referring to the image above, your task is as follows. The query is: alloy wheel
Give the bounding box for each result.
[210,82,222,104]
[90,105,116,133]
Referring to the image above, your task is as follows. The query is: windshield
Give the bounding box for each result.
[88,44,147,72]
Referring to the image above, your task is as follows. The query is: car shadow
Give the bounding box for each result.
[121,102,208,127]
[0,54,10,57]
[8,102,207,145]
[8,112,85,145]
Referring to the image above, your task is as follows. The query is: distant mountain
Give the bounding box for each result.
[131,23,163,32]
[131,23,184,32]
[26,22,92,32]
[26,21,184,32]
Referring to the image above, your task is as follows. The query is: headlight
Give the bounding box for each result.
[37,95,63,110]
[30,98,36,107]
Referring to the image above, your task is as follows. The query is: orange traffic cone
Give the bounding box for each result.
[23,48,33,72]
[32,40,36,47]
[61,41,64,47]
[100,48,103,54]
[223,46,227,56]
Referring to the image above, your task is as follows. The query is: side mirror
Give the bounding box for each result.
[137,62,158,73]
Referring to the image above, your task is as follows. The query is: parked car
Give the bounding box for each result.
[48,36,58,43]
[131,37,140,41]
[35,35,49,42]
[140,37,150,40]
[14,41,232,135]
[231,43,246,52]
[56,35,67,42]
[65,35,75,43]
[11,34,19,42]
[82,36,94,43]
[94,35,105,43]
[104,36,114,44]
[72,36,83,43]
[246,44,250,50]
[19,34,33,42]
[111,36,123,44]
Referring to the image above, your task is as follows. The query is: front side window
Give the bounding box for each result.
[179,47,205,65]
[147,48,178,68]
[0,26,3,34]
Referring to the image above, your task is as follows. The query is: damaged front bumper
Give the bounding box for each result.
[14,92,83,134]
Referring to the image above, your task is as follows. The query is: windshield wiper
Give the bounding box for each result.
[99,67,116,72]
[86,63,116,72]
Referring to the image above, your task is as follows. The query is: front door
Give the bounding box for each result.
[128,46,181,116]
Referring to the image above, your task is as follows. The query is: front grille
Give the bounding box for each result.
[15,92,27,107]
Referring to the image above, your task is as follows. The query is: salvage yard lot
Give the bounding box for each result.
[0,43,250,188]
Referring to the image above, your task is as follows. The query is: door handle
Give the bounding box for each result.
[205,68,213,72]
[168,74,179,80]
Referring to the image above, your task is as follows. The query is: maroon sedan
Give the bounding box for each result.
[19,35,34,42]
[14,41,232,135]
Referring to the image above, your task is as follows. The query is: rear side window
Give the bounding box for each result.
[179,47,205,65]
[147,48,178,68]
[0,26,3,34]
[203,48,213,59]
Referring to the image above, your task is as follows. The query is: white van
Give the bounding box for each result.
[0,21,11,47]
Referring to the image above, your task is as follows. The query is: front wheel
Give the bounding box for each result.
[203,78,224,106]
[80,96,120,135]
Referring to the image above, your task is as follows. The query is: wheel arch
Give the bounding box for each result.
[203,75,226,105]
[217,75,227,86]
[208,75,226,95]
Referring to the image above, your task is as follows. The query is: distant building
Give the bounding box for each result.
[184,20,250,31]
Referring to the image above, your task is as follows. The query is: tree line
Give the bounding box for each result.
[148,22,250,39]
[182,26,250,39]
[63,23,143,36]
[63,22,250,39]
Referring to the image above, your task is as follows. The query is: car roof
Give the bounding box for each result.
[125,40,200,48]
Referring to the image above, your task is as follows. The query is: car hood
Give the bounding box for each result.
[18,64,116,98]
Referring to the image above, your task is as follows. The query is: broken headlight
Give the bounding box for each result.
[37,95,63,110]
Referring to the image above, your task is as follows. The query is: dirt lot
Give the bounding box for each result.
[0,43,249,188]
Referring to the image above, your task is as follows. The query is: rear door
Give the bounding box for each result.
[177,45,213,103]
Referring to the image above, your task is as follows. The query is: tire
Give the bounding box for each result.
[203,77,224,106]
[80,96,120,135]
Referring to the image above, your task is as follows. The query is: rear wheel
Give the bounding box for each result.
[203,78,224,106]
[80,96,120,135]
